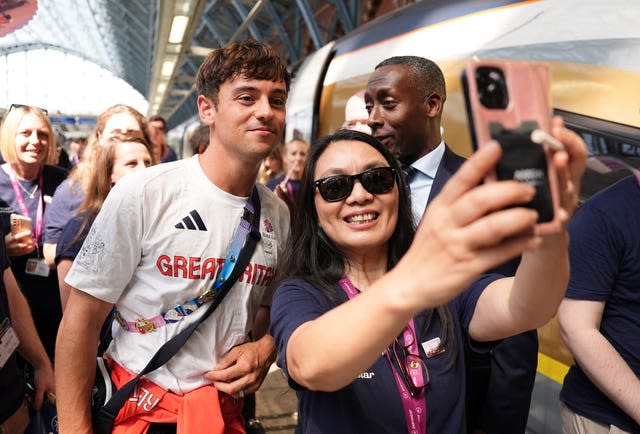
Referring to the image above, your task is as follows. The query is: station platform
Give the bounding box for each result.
[254,365,298,433]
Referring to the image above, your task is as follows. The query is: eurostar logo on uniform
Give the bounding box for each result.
[175,210,207,231]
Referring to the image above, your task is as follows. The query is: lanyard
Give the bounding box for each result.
[7,166,43,249]
[114,188,258,334]
[286,180,295,201]
[215,196,256,287]
[338,276,427,434]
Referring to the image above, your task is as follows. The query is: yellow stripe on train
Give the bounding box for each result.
[537,352,569,385]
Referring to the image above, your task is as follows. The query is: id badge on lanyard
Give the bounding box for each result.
[25,258,50,277]
[7,167,49,277]
[338,276,427,434]
[0,318,20,368]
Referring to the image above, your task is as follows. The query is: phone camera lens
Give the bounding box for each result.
[476,67,509,109]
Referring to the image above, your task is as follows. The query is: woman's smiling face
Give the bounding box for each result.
[14,112,50,167]
[313,139,399,258]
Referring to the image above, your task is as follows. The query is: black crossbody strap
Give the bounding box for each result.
[97,187,261,424]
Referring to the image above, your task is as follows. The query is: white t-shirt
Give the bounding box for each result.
[66,156,290,393]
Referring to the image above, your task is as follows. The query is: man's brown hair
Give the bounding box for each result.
[195,39,290,107]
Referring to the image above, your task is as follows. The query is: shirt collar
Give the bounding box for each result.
[410,140,445,179]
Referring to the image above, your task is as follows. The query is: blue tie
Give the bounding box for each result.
[401,163,417,185]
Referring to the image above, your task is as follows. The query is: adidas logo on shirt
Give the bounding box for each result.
[175,210,207,231]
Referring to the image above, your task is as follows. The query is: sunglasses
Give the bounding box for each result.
[9,104,48,115]
[391,326,429,397]
[314,167,397,202]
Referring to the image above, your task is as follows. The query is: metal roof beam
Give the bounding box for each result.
[263,0,297,61]
[112,33,147,60]
[169,89,192,97]
[174,75,196,84]
[167,93,197,129]
[130,0,149,13]
[348,0,361,24]
[330,0,356,33]
[199,14,226,48]
[229,0,266,42]
[294,0,324,50]
[106,0,149,35]
[189,44,213,57]
[218,5,242,44]
[183,57,199,74]
[202,0,221,17]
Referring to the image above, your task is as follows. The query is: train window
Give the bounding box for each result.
[554,109,640,200]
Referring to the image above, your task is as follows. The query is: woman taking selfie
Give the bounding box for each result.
[270,128,586,433]
[0,105,68,360]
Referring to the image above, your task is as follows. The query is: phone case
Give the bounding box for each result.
[462,59,561,234]
[10,213,32,236]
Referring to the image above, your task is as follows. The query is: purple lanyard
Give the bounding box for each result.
[338,276,427,434]
[7,166,43,249]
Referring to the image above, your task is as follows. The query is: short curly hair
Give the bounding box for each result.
[376,56,446,102]
[195,39,290,107]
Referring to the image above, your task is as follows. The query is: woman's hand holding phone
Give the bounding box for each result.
[6,214,36,256]
[461,59,577,234]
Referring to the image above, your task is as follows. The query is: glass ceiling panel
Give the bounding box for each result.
[0,0,363,128]
[0,48,148,115]
[0,0,158,94]
[0,0,156,116]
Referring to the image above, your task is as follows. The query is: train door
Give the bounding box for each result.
[285,41,335,144]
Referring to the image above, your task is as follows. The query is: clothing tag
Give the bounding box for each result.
[0,318,20,368]
[25,258,50,277]
[422,336,445,358]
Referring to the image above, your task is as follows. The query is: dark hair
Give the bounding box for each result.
[148,115,166,129]
[195,39,291,107]
[188,124,210,155]
[278,129,456,367]
[277,130,413,297]
[376,56,447,103]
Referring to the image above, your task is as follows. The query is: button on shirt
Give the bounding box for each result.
[406,141,445,224]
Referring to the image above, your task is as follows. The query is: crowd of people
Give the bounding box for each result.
[0,37,637,434]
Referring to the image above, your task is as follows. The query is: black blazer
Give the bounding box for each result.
[426,144,466,206]
[425,145,534,434]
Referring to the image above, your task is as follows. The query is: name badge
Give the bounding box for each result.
[422,337,446,358]
[25,258,50,277]
[0,318,20,368]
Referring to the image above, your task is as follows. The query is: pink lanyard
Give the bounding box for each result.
[7,166,43,249]
[338,276,427,434]
[286,180,295,201]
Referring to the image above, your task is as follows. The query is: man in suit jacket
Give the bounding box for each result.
[364,55,536,434]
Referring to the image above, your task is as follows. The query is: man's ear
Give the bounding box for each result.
[424,93,443,118]
[197,95,216,125]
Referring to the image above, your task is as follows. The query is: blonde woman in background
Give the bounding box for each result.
[267,139,309,202]
[0,104,68,360]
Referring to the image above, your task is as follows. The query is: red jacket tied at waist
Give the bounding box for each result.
[110,360,245,434]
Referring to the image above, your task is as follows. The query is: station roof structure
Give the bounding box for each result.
[0,0,398,131]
